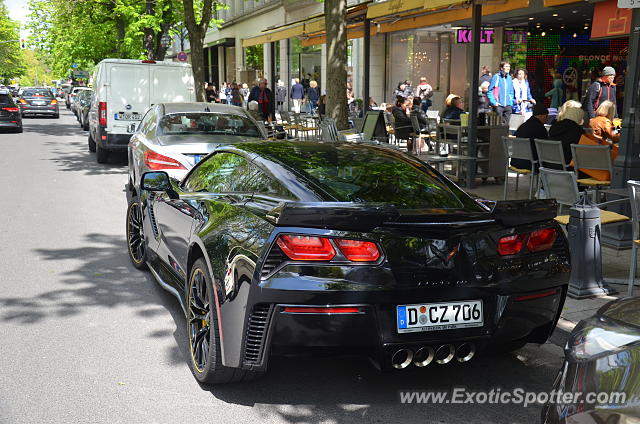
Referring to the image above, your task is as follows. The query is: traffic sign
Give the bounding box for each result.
[177,51,188,62]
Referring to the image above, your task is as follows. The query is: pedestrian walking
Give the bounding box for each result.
[584,66,616,120]
[290,78,304,113]
[478,81,491,114]
[487,61,515,126]
[241,83,250,108]
[479,65,492,87]
[218,82,227,104]
[248,78,275,123]
[415,77,433,112]
[545,79,564,110]
[276,80,287,112]
[513,69,536,118]
[230,82,243,107]
[307,80,320,115]
[205,83,217,103]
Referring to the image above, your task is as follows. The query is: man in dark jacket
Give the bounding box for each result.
[248,79,275,122]
[410,97,428,130]
[290,78,304,113]
[585,66,616,120]
[444,97,465,120]
[510,103,549,170]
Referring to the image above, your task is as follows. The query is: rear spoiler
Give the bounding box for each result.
[268,199,558,232]
[490,199,558,226]
[267,202,399,232]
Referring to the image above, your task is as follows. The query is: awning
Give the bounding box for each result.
[301,23,380,47]
[242,3,367,48]
[366,0,426,19]
[543,0,580,7]
[377,0,530,33]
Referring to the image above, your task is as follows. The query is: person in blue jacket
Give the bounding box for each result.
[487,61,515,125]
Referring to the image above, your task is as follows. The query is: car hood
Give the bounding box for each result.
[598,297,640,328]
[156,134,262,149]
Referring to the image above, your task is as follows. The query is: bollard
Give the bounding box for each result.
[567,194,617,299]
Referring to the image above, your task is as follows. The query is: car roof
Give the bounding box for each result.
[160,102,248,115]
[0,89,9,95]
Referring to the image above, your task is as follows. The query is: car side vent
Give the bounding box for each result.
[260,246,285,279]
[243,304,272,365]
[148,204,159,237]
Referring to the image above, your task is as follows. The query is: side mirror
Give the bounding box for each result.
[127,123,138,133]
[141,171,179,199]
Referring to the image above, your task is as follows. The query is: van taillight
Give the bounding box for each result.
[98,102,107,127]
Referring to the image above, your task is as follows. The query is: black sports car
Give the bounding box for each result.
[126,141,570,384]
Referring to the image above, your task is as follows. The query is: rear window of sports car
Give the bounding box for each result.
[244,143,481,210]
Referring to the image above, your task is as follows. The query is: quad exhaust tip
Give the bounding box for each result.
[391,343,475,369]
[391,348,414,369]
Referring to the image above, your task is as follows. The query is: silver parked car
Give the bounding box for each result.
[126,102,267,200]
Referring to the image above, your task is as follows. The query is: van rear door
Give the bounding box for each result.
[149,65,195,104]
[108,64,149,134]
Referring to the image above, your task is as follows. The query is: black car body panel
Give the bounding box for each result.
[542,297,640,423]
[0,92,22,130]
[134,141,571,373]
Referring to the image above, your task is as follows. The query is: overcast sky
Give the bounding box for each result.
[6,0,30,39]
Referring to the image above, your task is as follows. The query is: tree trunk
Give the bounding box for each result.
[324,0,348,130]
[189,31,206,101]
[183,0,214,102]
[144,0,156,59]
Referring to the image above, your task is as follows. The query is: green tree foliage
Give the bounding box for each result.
[0,0,25,80]
[27,0,185,77]
[19,49,54,86]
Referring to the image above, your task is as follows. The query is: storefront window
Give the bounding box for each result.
[387,30,440,101]
[289,38,321,90]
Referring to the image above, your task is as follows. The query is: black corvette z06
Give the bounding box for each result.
[125,141,570,384]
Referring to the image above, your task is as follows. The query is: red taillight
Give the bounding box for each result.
[282,306,362,314]
[497,234,526,256]
[1,107,19,112]
[335,239,380,262]
[98,101,107,127]
[276,235,336,261]
[527,228,557,252]
[143,150,187,170]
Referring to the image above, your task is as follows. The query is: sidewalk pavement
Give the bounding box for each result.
[469,177,636,346]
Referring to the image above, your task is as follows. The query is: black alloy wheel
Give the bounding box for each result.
[126,201,148,270]
[187,258,262,385]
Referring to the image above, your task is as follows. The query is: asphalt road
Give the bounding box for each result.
[0,109,566,424]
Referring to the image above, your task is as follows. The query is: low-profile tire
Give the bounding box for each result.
[54,113,59,119]
[88,132,96,152]
[96,143,109,163]
[187,258,262,385]
[126,201,148,270]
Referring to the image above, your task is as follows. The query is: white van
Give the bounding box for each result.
[88,59,195,163]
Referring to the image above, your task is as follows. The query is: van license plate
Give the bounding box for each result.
[397,300,483,333]
[115,112,141,121]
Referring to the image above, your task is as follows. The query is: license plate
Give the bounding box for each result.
[397,300,483,333]
[192,154,203,164]
[33,101,46,105]
[115,112,141,121]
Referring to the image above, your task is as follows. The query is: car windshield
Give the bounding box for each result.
[23,89,53,97]
[158,113,261,137]
[239,142,483,210]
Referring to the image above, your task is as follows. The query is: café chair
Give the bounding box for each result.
[538,167,628,226]
[627,180,640,296]
[534,139,567,170]
[570,144,612,188]
[501,136,537,200]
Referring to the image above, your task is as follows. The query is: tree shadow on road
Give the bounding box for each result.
[208,344,562,423]
[43,139,128,174]
[0,233,187,367]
